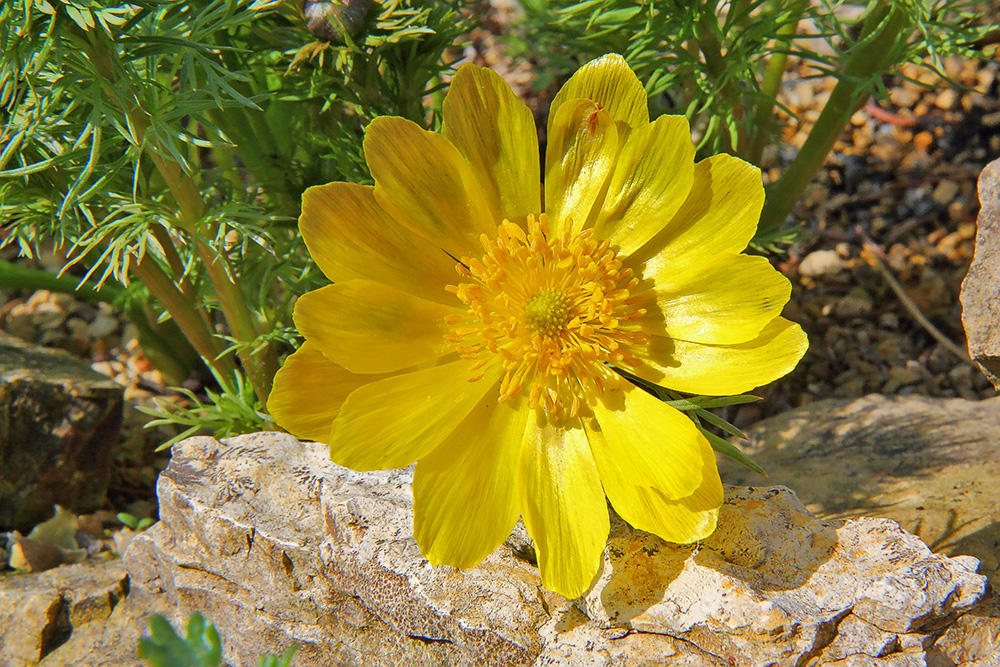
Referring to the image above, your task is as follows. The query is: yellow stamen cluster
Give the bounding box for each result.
[445,214,649,420]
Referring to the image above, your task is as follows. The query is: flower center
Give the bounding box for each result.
[445,214,649,420]
[523,289,571,337]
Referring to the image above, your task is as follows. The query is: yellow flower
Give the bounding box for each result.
[268,54,808,598]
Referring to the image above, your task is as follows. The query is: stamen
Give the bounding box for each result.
[444,213,647,420]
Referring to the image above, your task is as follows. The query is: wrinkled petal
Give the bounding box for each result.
[328,360,503,471]
[629,154,764,271]
[587,418,722,543]
[443,64,541,224]
[588,374,703,499]
[300,183,458,305]
[519,417,609,599]
[593,115,695,256]
[635,253,792,345]
[365,116,497,259]
[632,317,808,395]
[268,342,388,443]
[293,281,462,374]
[545,100,618,237]
[413,397,530,568]
[548,54,649,134]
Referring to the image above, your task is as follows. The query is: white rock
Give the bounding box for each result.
[799,249,845,277]
[111,433,990,667]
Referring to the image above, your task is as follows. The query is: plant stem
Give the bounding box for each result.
[756,2,911,236]
[744,0,808,164]
[129,255,236,379]
[695,10,743,154]
[194,238,279,404]
[77,22,280,405]
[0,260,119,303]
[150,224,196,300]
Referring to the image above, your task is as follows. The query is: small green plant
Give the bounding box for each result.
[138,613,296,667]
[117,512,155,531]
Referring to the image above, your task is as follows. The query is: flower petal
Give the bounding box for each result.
[637,253,792,345]
[293,281,461,374]
[548,54,648,133]
[634,317,808,395]
[328,360,502,471]
[267,342,387,443]
[365,116,497,259]
[519,418,609,599]
[412,398,530,568]
[629,154,764,271]
[300,183,458,305]
[587,418,722,543]
[587,374,704,500]
[442,64,541,224]
[545,100,618,237]
[593,115,695,256]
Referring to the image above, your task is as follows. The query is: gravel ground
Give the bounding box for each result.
[1,33,997,518]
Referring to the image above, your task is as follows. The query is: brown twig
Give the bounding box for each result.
[855,225,977,369]
[863,102,917,128]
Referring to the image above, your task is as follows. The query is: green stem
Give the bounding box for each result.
[130,255,236,379]
[756,3,911,237]
[745,0,808,163]
[194,238,279,405]
[0,259,119,303]
[78,22,281,404]
[122,299,201,384]
[695,11,742,154]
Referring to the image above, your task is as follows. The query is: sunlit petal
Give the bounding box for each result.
[549,53,649,133]
[593,115,695,256]
[588,374,703,499]
[300,183,458,305]
[328,360,502,471]
[635,253,792,345]
[520,418,609,599]
[293,281,462,374]
[588,419,722,543]
[633,317,808,395]
[545,100,618,236]
[365,116,497,259]
[443,64,541,223]
[413,395,530,568]
[629,154,764,271]
[267,342,389,443]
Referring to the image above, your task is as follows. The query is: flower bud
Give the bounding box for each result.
[302,0,373,44]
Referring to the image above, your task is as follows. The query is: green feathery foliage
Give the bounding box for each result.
[0,0,472,432]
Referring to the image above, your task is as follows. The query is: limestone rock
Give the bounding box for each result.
[961,157,1000,388]
[0,561,129,666]
[118,432,989,667]
[0,332,123,531]
[717,394,1000,589]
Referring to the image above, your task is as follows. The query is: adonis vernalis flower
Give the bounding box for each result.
[268,54,808,598]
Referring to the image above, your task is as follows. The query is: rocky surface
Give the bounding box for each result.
[961,157,1000,389]
[0,332,124,532]
[0,561,130,666]
[110,432,990,666]
[718,394,1000,591]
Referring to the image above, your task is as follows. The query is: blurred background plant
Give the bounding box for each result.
[0,0,992,437]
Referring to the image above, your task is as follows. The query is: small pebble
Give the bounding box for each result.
[932,179,960,206]
[799,250,845,278]
[935,88,958,110]
[834,288,874,318]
